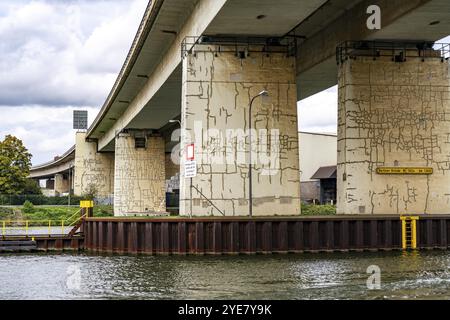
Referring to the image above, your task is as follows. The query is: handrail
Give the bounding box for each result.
[1,219,68,237]
[68,213,87,227]
[65,208,82,225]
[0,213,85,237]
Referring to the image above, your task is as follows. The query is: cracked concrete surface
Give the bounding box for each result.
[180,45,300,216]
[338,54,450,214]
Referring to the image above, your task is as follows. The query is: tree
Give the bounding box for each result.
[22,178,43,195]
[82,183,98,200]
[22,200,35,214]
[0,135,32,195]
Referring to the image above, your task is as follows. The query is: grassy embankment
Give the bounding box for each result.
[300,203,336,216]
[0,202,336,221]
[0,201,113,221]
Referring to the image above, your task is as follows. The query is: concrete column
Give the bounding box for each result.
[74,132,114,198]
[165,153,179,181]
[180,44,300,216]
[337,48,450,214]
[114,133,166,216]
[45,179,55,190]
[54,174,69,196]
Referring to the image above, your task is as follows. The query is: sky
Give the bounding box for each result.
[0,0,448,165]
[0,0,148,164]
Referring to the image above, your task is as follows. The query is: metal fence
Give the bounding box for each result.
[1,209,85,237]
[336,40,450,64]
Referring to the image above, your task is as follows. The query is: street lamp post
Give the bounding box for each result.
[248,90,268,218]
[169,119,190,217]
[169,119,182,127]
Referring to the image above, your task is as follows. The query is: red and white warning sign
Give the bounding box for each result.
[186,143,195,161]
[185,143,197,178]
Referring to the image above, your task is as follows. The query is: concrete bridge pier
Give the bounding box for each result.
[74,132,114,198]
[113,132,166,216]
[54,173,70,196]
[45,179,54,190]
[179,42,301,217]
[337,42,450,215]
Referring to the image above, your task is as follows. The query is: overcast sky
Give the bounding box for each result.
[0,1,449,165]
[0,0,148,164]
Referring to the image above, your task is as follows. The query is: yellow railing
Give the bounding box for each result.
[1,209,85,237]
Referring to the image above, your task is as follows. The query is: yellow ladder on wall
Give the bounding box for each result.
[400,216,419,250]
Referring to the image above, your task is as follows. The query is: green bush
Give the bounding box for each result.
[301,203,336,216]
[20,205,114,221]
[93,205,114,217]
[0,194,85,206]
[22,200,35,214]
[22,207,77,221]
[0,207,15,219]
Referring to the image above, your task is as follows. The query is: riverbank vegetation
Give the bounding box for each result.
[0,201,114,221]
[0,194,86,206]
[301,203,336,216]
[0,203,336,221]
[0,135,32,195]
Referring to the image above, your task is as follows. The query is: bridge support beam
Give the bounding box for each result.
[74,132,114,198]
[180,44,301,216]
[113,133,166,216]
[337,45,450,214]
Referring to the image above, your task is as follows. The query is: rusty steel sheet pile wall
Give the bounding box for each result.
[83,216,450,254]
[0,236,84,253]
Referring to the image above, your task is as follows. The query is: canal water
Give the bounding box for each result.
[0,251,449,300]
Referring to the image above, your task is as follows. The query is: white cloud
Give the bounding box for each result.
[298,86,338,135]
[0,0,147,165]
[0,106,99,165]
[0,0,148,106]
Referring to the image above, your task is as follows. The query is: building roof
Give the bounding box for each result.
[311,165,337,179]
[299,131,337,138]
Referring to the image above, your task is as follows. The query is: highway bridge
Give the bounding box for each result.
[30,0,450,216]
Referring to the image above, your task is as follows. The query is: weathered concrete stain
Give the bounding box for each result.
[74,132,114,198]
[338,53,450,214]
[180,45,300,216]
[54,173,70,195]
[114,133,166,216]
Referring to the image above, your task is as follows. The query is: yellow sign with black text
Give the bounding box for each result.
[80,200,94,208]
[376,167,433,175]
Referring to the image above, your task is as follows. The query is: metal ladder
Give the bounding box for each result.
[400,216,419,249]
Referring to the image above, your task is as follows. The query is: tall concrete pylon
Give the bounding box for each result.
[113,132,166,216]
[179,42,301,216]
[337,42,450,214]
[54,173,70,195]
[73,132,114,198]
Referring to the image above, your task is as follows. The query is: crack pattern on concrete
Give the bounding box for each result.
[180,46,300,216]
[338,57,450,214]
[114,134,166,215]
[74,132,114,198]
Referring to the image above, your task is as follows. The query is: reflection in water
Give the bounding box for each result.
[0,250,450,300]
